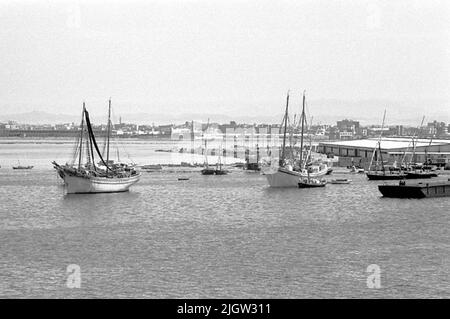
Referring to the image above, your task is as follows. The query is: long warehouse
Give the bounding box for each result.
[317,137,450,168]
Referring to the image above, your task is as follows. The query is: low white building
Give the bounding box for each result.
[318,137,450,167]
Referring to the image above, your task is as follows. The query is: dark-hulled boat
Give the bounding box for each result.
[405,171,438,179]
[366,171,407,180]
[13,165,34,170]
[298,178,327,188]
[201,167,215,175]
[244,161,261,171]
[214,168,229,175]
[378,180,450,198]
[365,110,405,181]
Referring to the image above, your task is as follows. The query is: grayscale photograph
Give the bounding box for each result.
[0,0,449,303]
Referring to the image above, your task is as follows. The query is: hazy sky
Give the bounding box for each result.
[0,0,449,121]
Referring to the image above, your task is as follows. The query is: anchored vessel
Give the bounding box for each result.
[13,164,34,170]
[330,178,352,184]
[200,119,229,176]
[378,180,450,198]
[53,100,140,194]
[298,177,327,188]
[265,91,330,187]
[366,110,407,180]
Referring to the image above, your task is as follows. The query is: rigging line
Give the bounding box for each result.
[110,104,133,164]
[410,115,425,165]
[70,110,83,166]
[84,109,112,171]
[77,104,86,169]
[400,116,425,167]
[368,109,386,171]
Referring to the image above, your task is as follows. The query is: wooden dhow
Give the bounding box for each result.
[53,100,140,194]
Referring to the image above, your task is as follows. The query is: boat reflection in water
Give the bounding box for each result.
[53,100,140,194]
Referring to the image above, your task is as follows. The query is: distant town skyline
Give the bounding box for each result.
[0,97,449,127]
[0,0,449,123]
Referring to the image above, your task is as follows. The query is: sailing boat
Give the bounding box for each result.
[404,119,438,179]
[244,144,261,171]
[13,160,34,170]
[366,110,406,180]
[214,145,229,175]
[298,168,327,188]
[53,100,140,194]
[264,91,329,187]
[201,118,216,175]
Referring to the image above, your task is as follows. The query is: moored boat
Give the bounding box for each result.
[298,177,327,188]
[265,91,330,187]
[53,100,140,194]
[13,160,33,170]
[201,167,216,175]
[405,170,438,179]
[366,171,407,180]
[349,165,365,174]
[140,164,163,172]
[366,110,409,181]
[330,178,352,184]
[265,164,330,187]
[13,165,34,170]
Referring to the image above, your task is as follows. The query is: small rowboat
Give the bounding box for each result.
[349,166,365,174]
[13,165,34,170]
[330,178,352,184]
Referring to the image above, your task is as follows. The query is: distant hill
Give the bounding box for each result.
[1,98,448,126]
[0,111,80,125]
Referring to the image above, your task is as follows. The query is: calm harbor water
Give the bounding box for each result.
[0,139,449,298]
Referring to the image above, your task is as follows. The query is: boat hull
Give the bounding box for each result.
[214,170,228,175]
[265,166,329,187]
[62,174,141,194]
[244,163,261,171]
[265,169,303,187]
[298,182,326,188]
[405,172,438,179]
[367,172,406,180]
[378,182,450,198]
[201,168,216,175]
[13,166,34,170]
[330,179,351,184]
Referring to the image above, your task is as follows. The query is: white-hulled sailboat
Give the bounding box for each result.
[53,100,140,194]
[264,91,330,187]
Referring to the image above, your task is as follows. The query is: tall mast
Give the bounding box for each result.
[106,98,111,168]
[368,109,386,171]
[280,91,290,166]
[425,122,435,164]
[204,118,210,167]
[400,116,425,169]
[78,103,85,169]
[191,120,195,165]
[379,140,385,171]
[411,115,425,166]
[299,91,306,166]
[306,115,313,166]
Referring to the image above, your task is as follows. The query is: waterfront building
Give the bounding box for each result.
[318,137,450,168]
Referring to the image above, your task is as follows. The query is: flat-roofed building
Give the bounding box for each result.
[318,137,450,168]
